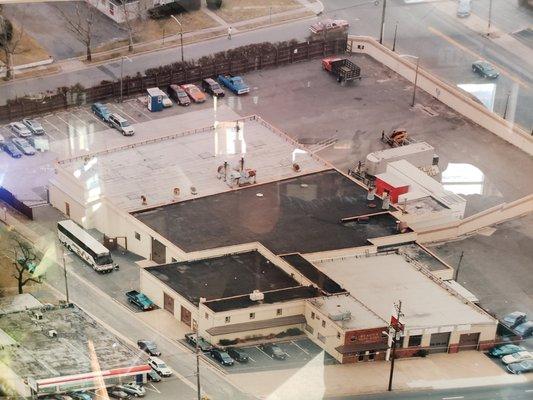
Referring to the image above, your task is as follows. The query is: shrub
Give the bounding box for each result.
[206,0,223,10]
[219,338,238,346]
[0,15,13,46]
[415,349,428,357]
[286,328,303,336]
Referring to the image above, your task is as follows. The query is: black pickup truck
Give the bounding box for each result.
[322,57,361,84]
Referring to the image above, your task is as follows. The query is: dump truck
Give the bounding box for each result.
[126,290,154,311]
[322,57,361,84]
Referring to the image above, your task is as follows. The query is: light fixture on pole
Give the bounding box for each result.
[171,15,185,64]
[400,54,420,107]
[62,252,70,304]
[120,55,132,103]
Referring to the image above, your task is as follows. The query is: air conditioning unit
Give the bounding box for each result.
[249,290,264,301]
[48,330,58,338]
[329,311,352,321]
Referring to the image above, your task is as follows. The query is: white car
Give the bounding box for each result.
[22,118,45,135]
[502,351,533,365]
[12,137,36,155]
[115,382,146,397]
[148,356,172,377]
[9,122,32,138]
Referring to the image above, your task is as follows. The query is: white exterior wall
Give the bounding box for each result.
[303,302,344,363]
[403,322,497,349]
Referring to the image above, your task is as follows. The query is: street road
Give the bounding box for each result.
[329,382,533,399]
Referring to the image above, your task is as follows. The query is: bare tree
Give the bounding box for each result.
[11,237,42,294]
[0,14,24,80]
[56,3,95,61]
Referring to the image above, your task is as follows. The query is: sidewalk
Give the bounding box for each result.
[226,351,533,399]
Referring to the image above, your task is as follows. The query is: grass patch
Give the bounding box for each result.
[0,23,50,67]
[214,0,302,24]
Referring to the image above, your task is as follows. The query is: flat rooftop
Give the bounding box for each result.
[309,294,387,331]
[59,116,327,211]
[281,254,345,294]
[313,253,495,329]
[397,243,452,272]
[134,170,403,255]
[0,304,142,381]
[145,251,302,306]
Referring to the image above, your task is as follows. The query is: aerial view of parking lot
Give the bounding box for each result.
[0,1,531,400]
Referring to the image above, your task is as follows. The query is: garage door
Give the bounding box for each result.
[181,306,192,327]
[163,292,174,314]
[429,332,450,353]
[151,237,166,264]
[458,332,480,351]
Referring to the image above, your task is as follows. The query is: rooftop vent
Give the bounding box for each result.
[250,290,264,302]
[48,330,58,338]
[329,311,352,321]
[34,311,43,320]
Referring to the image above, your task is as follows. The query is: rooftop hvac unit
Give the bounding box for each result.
[48,330,58,338]
[329,311,352,321]
[249,290,265,301]
[34,311,43,320]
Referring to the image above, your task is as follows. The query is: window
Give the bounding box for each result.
[276,308,282,316]
[249,312,255,319]
[337,332,341,339]
[204,312,209,319]
[408,335,423,347]
[318,333,326,343]
[311,312,315,319]
[225,316,231,323]
[350,336,356,342]
[135,232,141,240]
[305,324,314,334]
[322,320,326,328]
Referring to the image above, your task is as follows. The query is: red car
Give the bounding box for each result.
[309,19,349,34]
[180,84,206,103]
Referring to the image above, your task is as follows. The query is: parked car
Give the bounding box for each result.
[180,84,206,103]
[115,383,146,397]
[227,347,249,363]
[168,84,191,106]
[472,60,500,79]
[108,113,135,136]
[22,118,45,135]
[126,290,154,311]
[201,78,225,97]
[0,133,3,145]
[507,359,533,374]
[502,351,533,365]
[515,321,533,338]
[185,333,213,351]
[12,137,36,155]
[309,18,349,34]
[108,389,131,399]
[148,356,173,377]
[488,344,525,358]
[69,392,92,400]
[28,136,50,152]
[260,343,287,360]
[1,141,23,158]
[502,311,527,329]
[457,0,471,17]
[160,90,173,107]
[137,339,161,356]
[91,102,111,122]
[210,349,234,366]
[9,122,32,138]
[217,75,250,95]
[147,369,162,382]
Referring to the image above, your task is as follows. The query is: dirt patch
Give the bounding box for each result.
[214,0,303,23]
[0,23,50,67]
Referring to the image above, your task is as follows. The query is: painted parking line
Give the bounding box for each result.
[81,109,109,128]
[247,356,256,362]
[292,340,310,355]
[55,114,82,135]
[40,118,64,141]
[108,103,139,123]
[145,383,161,394]
[128,100,153,120]
[256,346,274,359]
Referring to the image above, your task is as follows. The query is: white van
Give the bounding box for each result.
[457,0,471,18]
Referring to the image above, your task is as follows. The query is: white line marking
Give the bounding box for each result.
[257,347,274,359]
[525,389,533,393]
[81,109,109,128]
[128,100,152,119]
[69,112,86,124]
[146,383,161,394]
[109,103,138,123]
[56,114,81,135]
[41,119,64,140]
[247,356,256,362]
[292,340,310,355]
[442,397,464,400]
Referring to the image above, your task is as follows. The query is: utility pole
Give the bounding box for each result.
[411,56,420,107]
[119,55,131,103]
[388,300,403,392]
[487,0,493,35]
[379,0,387,44]
[195,320,201,400]
[455,251,464,281]
[62,252,70,303]
[392,21,398,52]
[503,91,511,120]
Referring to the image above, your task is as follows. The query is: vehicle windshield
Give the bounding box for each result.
[178,92,188,97]
[120,121,130,127]
[95,254,113,265]
[157,362,167,368]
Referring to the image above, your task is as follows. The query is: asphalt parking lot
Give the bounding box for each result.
[182,338,337,374]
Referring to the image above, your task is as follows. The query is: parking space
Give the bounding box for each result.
[184,338,337,374]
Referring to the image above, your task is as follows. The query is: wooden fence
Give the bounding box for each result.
[0,38,347,122]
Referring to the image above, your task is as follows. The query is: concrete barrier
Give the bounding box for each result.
[416,194,533,243]
[347,36,533,156]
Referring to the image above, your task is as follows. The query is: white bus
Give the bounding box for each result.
[57,220,115,273]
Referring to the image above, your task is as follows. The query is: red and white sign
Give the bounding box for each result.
[390,315,404,332]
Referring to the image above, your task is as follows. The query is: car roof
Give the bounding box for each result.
[110,113,127,121]
[150,356,164,363]
[506,311,526,318]
[204,78,217,84]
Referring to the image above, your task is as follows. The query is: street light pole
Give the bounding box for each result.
[171,15,184,64]
[120,55,132,103]
[379,0,387,44]
[62,252,70,304]
[411,56,420,107]
[392,21,398,52]
[503,91,511,120]
[455,250,464,281]
[487,0,493,35]
[388,300,403,392]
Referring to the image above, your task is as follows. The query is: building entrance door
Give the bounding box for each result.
[163,292,174,314]
[181,306,192,327]
[151,237,166,264]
